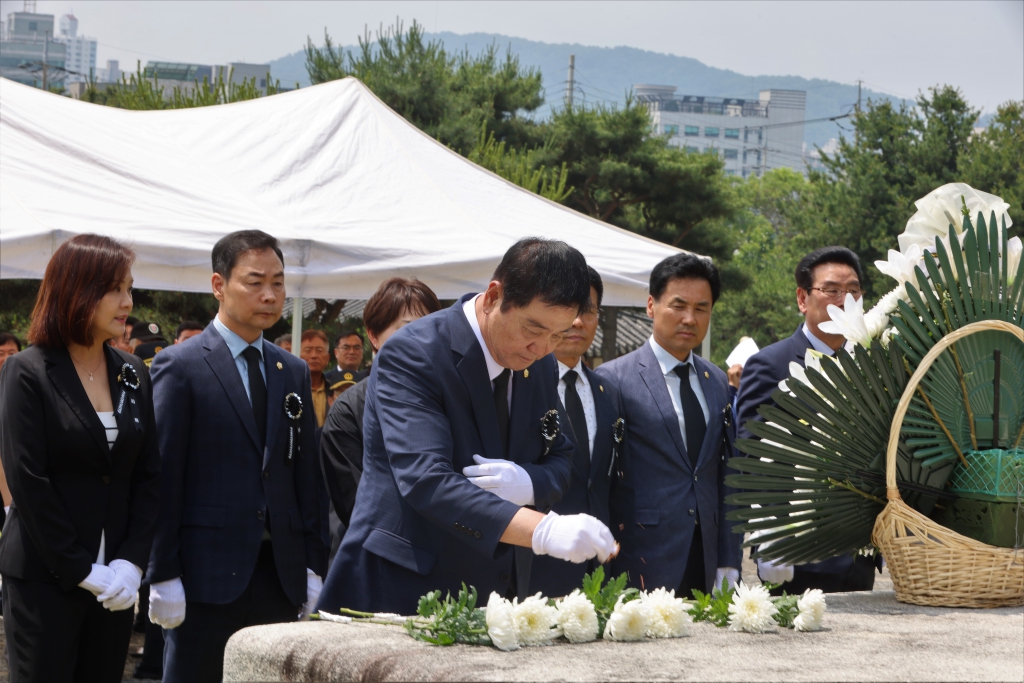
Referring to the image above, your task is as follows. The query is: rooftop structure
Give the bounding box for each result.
[54,13,96,84]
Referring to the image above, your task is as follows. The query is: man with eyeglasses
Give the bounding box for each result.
[735,246,878,595]
[325,330,368,387]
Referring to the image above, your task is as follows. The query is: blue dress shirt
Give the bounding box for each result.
[212,316,266,404]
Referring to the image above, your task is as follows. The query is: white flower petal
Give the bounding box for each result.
[603,596,648,641]
[485,592,521,651]
[794,589,827,632]
[727,582,778,633]
[511,593,560,647]
[639,588,691,638]
[555,590,599,643]
[898,183,1012,254]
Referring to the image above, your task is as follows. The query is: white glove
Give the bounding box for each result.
[97,559,143,611]
[300,569,323,620]
[715,567,739,591]
[78,563,115,596]
[531,511,617,564]
[149,577,187,629]
[463,454,535,507]
[757,557,794,584]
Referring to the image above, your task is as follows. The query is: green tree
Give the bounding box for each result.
[467,126,572,201]
[960,100,1024,233]
[810,85,980,297]
[540,100,738,262]
[80,62,277,110]
[305,21,545,153]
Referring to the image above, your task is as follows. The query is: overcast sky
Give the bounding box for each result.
[5,0,1022,112]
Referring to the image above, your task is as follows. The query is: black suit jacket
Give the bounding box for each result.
[528,363,621,598]
[320,378,368,527]
[0,344,161,591]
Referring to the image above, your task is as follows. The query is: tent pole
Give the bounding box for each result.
[291,297,303,357]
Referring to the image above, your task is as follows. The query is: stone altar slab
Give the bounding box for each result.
[223,591,1024,682]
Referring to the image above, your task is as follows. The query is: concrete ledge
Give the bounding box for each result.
[223,591,1024,682]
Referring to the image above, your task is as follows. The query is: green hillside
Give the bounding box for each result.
[270,31,907,148]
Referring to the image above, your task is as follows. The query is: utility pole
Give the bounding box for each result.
[565,54,575,108]
[42,29,49,92]
[856,79,862,114]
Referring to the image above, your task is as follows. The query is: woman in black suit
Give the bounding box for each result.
[0,234,161,683]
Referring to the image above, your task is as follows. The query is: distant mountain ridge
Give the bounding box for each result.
[269,31,911,148]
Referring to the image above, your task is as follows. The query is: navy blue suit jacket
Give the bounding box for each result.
[528,363,621,598]
[316,296,575,615]
[734,325,853,575]
[596,341,741,592]
[148,324,327,606]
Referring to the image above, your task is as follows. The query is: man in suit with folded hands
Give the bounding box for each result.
[597,253,741,596]
[317,238,617,615]
[529,266,623,598]
[147,230,327,683]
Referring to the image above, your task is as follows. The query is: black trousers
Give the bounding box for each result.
[2,575,134,683]
[767,554,877,596]
[162,540,299,683]
[677,524,706,599]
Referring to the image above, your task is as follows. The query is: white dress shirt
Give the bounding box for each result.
[556,358,597,457]
[649,336,710,453]
[213,315,266,404]
[463,295,511,409]
[802,323,836,356]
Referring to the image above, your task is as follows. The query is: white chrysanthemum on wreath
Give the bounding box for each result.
[602,596,648,641]
[512,593,560,646]
[727,582,778,633]
[875,245,925,296]
[555,590,599,643]
[485,592,521,651]
[898,183,1012,255]
[640,588,691,638]
[793,588,826,632]
[820,293,887,348]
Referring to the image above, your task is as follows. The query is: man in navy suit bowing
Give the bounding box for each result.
[317,238,617,615]
[735,246,876,594]
[529,267,623,598]
[147,231,327,683]
[597,253,740,595]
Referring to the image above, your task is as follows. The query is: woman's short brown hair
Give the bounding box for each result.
[363,278,441,338]
[29,234,135,348]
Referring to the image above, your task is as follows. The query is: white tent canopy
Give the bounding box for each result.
[1,76,684,307]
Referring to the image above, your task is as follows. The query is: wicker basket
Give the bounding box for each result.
[871,320,1024,608]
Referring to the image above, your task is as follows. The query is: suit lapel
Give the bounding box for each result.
[585,365,613,483]
[202,327,262,452]
[693,356,724,469]
[637,343,687,464]
[44,347,110,459]
[793,325,812,365]
[263,341,284,469]
[105,346,135,458]
[448,300,505,461]
[508,369,534,462]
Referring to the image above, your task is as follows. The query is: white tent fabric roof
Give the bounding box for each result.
[0,77,684,305]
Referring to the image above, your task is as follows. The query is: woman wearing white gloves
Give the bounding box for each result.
[0,235,161,683]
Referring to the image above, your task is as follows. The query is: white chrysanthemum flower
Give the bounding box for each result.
[511,593,560,646]
[485,592,521,651]
[793,589,826,632]
[640,588,691,638]
[602,596,648,641]
[898,183,1012,254]
[819,293,874,347]
[555,590,599,643]
[727,582,778,633]
[875,244,925,293]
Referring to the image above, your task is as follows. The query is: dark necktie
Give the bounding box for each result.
[562,370,591,479]
[493,368,511,458]
[674,363,706,468]
[242,346,267,446]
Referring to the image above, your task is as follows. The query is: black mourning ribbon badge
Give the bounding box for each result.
[609,417,626,478]
[540,409,560,456]
[116,363,143,432]
[283,392,303,465]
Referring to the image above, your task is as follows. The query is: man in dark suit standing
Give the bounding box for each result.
[597,253,740,595]
[735,246,876,594]
[529,267,622,598]
[147,231,327,683]
[316,238,617,615]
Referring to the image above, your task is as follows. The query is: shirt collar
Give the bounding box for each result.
[649,335,696,376]
[801,323,836,356]
[462,295,506,382]
[557,357,586,381]
[213,315,264,360]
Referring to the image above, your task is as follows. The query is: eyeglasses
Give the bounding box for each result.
[809,287,862,301]
[338,344,363,352]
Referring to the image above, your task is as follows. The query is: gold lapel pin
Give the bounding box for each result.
[523,369,529,378]
[276,362,283,370]
[599,385,605,392]
[704,371,709,379]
